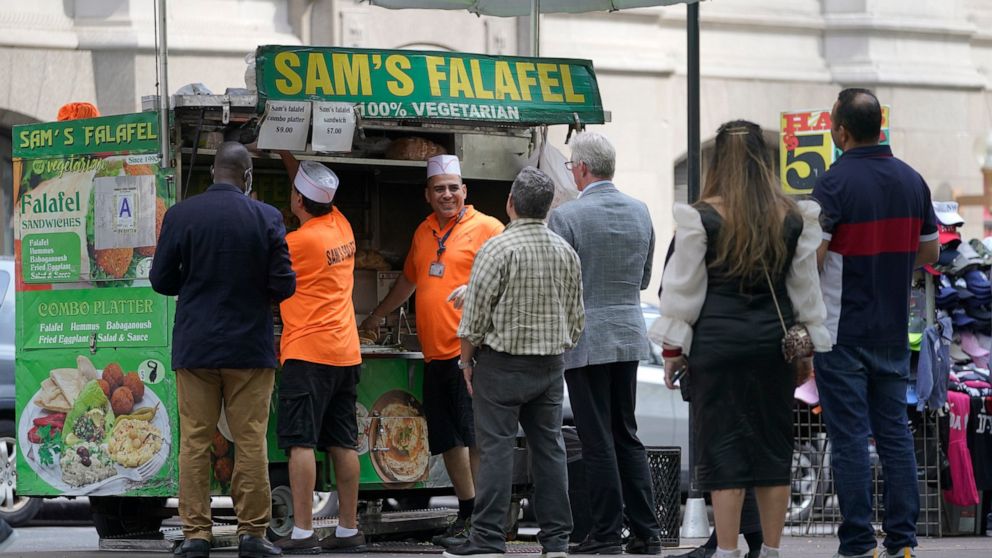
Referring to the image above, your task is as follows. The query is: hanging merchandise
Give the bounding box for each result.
[945,391,981,506]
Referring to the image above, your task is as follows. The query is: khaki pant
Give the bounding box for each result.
[176,368,275,540]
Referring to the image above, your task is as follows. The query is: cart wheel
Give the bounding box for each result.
[267,485,295,541]
[90,496,166,539]
[0,419,44,526]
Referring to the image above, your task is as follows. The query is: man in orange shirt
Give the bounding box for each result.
[360,155,504,546]
[274,157,365,555]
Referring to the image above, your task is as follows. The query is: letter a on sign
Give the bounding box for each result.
[115,191,136,231]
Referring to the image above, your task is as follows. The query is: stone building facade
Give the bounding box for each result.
[3,0,992,301]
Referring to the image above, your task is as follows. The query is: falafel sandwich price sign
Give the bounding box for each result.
[255,45,605,125]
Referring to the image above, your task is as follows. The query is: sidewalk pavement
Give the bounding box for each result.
[666,536,991,557]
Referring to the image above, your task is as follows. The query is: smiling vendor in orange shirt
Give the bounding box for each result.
[274,157,365,555]
[360,154,504,547]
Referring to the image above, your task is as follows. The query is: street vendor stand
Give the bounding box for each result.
[12,43,606,548]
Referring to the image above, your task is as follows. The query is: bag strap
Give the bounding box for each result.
[763,267,789,336]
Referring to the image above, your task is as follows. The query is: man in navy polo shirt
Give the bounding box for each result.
[812,89,939,558]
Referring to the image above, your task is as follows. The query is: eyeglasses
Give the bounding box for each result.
[564,161,577,170]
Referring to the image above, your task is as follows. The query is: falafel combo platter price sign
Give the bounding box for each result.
[13,112,180,497]
[255,45,605,125]
[779,106,890,195]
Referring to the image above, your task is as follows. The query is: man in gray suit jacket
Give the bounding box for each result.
[548,132,661,555]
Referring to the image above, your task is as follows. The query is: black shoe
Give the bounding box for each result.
[318,530,367,553]
[273,534,320,555]
[568,538,622,555]
[174,538,211,558]
[671,547,714,558]
[238,534,282,558]
[625,535,663,555]
[433,517,470,548]
[441,540,505,558]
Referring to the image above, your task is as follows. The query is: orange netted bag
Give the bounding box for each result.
[56,102,100,121]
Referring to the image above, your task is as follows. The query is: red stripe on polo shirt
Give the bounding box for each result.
[829,218,922,256]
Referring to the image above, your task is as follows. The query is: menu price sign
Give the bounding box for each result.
[780,106,890,195]
[312,102,356,152]
[257,101,311,151]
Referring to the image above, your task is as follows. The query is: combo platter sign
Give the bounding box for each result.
[255,45,605,125]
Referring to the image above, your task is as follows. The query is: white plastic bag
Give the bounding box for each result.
[521,127,578,209]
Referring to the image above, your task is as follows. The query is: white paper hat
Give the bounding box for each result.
[933,201,965,227]
[426,154,461,178]
[294,160,338,204]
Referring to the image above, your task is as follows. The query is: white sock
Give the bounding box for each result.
[336,525,358,537]
[291,527,314,540]
[760,544,780,557]
[714,548,741,558]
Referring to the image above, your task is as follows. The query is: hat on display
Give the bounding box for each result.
[960,331,991,359]
[970,239,992,264]
[976,333,992,352]
[906,384,919,406]
[964,269,991,294]
[952,308,977,328]
[426,154,462,178]
[909,332,923,351]
[294,161,339,204]
[933,201,965,227]
[958,242,986,266]
[966,305,992,323]
[938,224,962,249]
[949,342,971,363]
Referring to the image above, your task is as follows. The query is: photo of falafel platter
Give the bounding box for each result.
[18,355,171,495]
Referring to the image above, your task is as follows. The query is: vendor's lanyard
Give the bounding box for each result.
[429,208,466,277]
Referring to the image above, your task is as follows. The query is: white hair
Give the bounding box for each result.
[570,132,616,179]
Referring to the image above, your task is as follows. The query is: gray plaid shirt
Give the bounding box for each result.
[458,218,585,355]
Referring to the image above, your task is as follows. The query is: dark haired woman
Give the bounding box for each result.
[651,120,830,558]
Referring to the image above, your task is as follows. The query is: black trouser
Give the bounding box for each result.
[565,361,660,541]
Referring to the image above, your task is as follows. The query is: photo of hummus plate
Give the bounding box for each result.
[368,390,429,485]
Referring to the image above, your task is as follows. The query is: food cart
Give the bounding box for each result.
[11,44,605,547]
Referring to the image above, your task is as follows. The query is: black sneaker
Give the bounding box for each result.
[318,530,367,553]
[174,538,211,558]
[568,538,622,555]
[441,540,505,558]
[432,517,470,548]
[625,535,662,555]
[238,534,282,558]
[273,534,320,555]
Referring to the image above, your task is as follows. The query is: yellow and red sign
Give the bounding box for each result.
[780,106,890,195]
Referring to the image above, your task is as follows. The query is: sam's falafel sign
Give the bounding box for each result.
[13,111,179,497]
[255,45,605,125]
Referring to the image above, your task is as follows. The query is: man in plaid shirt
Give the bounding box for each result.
[445,167,585,558]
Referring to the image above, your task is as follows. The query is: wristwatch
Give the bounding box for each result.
[457,358,474,369]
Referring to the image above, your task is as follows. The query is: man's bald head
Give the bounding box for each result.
[213,142,252,189]
[833,88,882,145]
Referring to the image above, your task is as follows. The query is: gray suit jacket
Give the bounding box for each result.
[548,183,655,370]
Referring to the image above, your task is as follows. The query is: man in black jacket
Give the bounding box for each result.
[151,142,295,558]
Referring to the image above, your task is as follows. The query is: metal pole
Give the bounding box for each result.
[686,2,700,203]
[531,0,540,56]
[680,1,710,540]
[156,0,171,169]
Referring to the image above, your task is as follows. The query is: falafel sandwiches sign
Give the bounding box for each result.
[13,112,180,497]
[255,45,605,125]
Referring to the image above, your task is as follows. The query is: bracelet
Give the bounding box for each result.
[662,347,683,358]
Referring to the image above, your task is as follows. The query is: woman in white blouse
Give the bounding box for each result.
[651,120,831,558]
